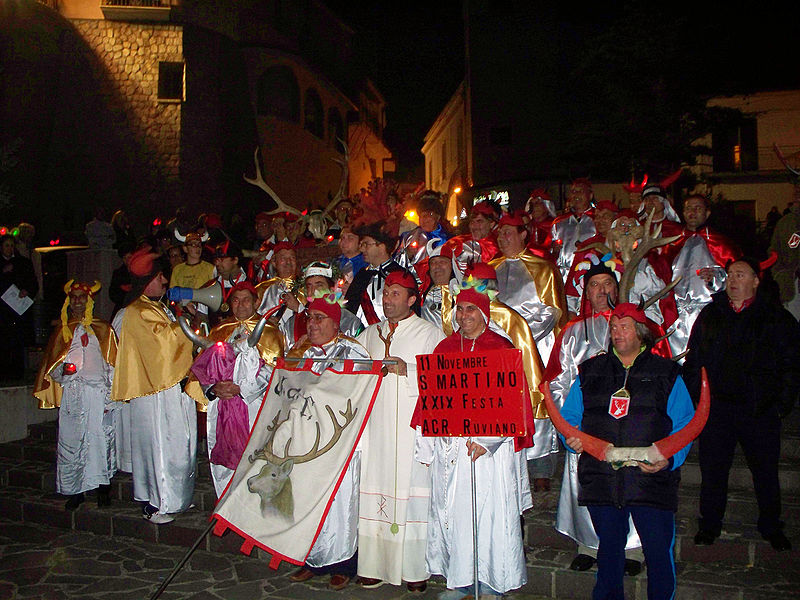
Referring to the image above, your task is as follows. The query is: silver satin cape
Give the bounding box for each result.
[302,336,371,568]
[53,324,117,495]
[112,306,197,514]
[415,376,530,592]
[206,328,273,497]
[550,313,641,550]
[668,235,726,357]
[551,214,596,283]
[494,257,560,460]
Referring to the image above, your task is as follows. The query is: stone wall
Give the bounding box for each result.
[71,19,183,211]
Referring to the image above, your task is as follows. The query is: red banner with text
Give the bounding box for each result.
[415,348,530,437]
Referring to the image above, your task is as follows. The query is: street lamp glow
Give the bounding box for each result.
[453,186,462,194]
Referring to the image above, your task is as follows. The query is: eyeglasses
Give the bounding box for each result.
[359,240,378,248]
[307,313,331,323]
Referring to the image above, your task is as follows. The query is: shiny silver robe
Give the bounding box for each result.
[494,257,560,459]
[551,314,641,550]
[669,235,726,358]
[303,336,372,568]
[54,324,117,495]
[551,214,596,283]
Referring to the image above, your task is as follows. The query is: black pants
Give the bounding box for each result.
[306,550,357,577]
[698,403,782,537]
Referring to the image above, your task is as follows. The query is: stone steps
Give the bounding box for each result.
[2,421,800,600]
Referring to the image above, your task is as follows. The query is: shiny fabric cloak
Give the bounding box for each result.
[187,316,283,496]
[550,211,596,282]
[356,315,446,584]
[36,322,117,495]
[668,227,740,357]
[287,335,371,568]
[35,319,117,409]
[111,299,197,514]
[546,313,641,550]
[416,328,529,593]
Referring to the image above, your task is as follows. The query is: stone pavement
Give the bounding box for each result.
[2,417,800,599]
[0,517,550,600]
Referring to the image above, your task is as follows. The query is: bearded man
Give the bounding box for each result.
[356,271,445,591]
[35,280,117,511]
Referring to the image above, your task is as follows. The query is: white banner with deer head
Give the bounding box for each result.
[211,358,383,567]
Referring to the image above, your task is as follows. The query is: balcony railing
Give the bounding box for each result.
[100,0,179,21]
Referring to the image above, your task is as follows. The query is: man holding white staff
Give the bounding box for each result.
[356,271,445,591]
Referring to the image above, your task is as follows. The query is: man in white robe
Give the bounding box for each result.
[356,271,445,591]
[111,248,197,524]
[416,279,530,599]
[34,280,117,510]
[184,282,284,497]
[286,292,372,591]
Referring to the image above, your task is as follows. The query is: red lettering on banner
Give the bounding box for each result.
[415,349,529,437]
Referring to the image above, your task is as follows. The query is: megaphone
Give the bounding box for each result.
[167,282,223,312]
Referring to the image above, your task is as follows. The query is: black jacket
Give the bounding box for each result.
[683,290,800,418]
[577,350,682,511]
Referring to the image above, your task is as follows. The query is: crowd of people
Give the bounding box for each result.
[28,177,800,600]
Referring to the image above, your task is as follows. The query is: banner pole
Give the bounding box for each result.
[470,438,479,600]
[149,519,215,600]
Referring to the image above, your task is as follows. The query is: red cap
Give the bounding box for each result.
[465,262,497,281]
[456,287,490,323]
[307,295,342,325]
[205,213,222,229]
[228,281,258,298]
[529,188,551,201]
[272,241,295,254]
[129,247,160,278]
[611,302,647,324]
[470,202,499,220]
[497,212,526,228]
[385,271,419,296]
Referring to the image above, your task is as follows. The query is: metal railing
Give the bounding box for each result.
[100,0,180,7]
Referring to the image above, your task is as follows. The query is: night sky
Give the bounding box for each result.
[324,1,800,179]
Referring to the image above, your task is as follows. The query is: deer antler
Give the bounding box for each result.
[618,209,680,302]
[773,143,800,177]
[320,139,350,220]
[248,400,357,465]
[243,147,304,217]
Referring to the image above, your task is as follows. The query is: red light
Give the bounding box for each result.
[411,242,418,247]
[63,363,77,375]
[302,209,308,216]
[0,228,6,235]
[327,235,334,242]
[153,218,162,226]
[216,341,224,347]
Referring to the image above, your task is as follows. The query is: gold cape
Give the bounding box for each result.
[110,297,195,402]
[440,285,548,418]
[489,251,569,339]
[33,319,117,409]
[185,314,285,410]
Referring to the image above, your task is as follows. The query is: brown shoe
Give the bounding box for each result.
[289,567,314,582]
[356,577,385,588]
[406,580,428,593]
[533,478,551,492]
[328,574,351,590]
